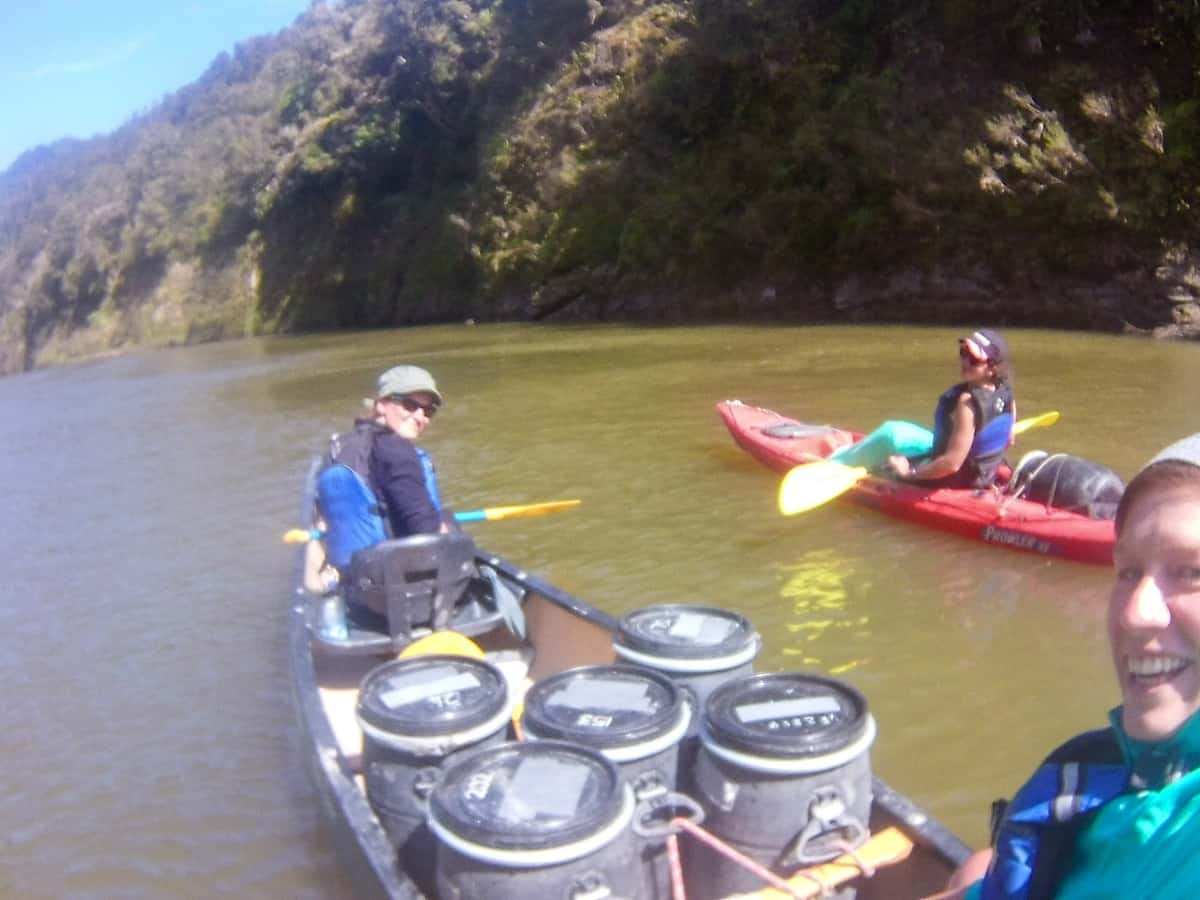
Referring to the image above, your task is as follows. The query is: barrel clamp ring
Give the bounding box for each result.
[782,788,868,867]
[411,766,441,801]
[632,790,706,839]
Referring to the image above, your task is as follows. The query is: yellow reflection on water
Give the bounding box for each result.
[778,548,871,674]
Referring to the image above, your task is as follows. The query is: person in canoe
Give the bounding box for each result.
[315,364,448,580]
[946,434,1200,899]
[829,328,1015,489]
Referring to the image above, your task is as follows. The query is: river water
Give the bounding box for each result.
[2,323,1197,897]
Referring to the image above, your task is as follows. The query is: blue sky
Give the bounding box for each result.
[0,0,315,173]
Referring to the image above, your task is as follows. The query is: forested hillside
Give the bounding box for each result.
[1,0,1198,373]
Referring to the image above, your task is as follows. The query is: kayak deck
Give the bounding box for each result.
[717,399,1114,565]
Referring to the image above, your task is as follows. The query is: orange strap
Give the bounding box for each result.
[729,826,915,899]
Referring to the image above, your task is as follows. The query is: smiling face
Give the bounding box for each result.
[1109,482,1200,741]
[375,390,439,441]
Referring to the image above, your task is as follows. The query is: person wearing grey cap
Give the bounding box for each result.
[368,364,446,534]
[316,365,447,578]
[945,434,1200,900]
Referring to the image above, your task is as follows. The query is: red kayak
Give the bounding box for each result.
[716,400,1115,566]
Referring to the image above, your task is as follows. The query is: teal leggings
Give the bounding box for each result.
[828,420,935,469]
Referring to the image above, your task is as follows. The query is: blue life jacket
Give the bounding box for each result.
[931,381,1014,488]
[417,446,442,511]
[315,423,442,570]
[981,728,1127,900]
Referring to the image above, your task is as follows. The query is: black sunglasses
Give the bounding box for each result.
[387,395,440,418]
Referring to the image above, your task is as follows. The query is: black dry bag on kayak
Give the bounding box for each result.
[1009,451,1125,520]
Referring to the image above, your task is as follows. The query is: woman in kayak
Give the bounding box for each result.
[830,328,1015,489]
[946,434,1200,899]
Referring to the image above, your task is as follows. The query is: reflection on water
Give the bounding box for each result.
[778,549,872,675]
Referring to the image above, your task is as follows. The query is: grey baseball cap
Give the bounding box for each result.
[1146,433,1200,470]
[375,365,443,405]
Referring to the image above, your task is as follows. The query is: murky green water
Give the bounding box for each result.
[2,323,1196,895]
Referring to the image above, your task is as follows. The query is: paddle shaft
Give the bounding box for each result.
[454,499,580,522]
[283,498,582,541]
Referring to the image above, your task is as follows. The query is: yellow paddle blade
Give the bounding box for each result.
[399,631,485,659]
[1013,410,1059,436]
[283,528,319,543]
[778,461,870,516]
[482,499,581,521]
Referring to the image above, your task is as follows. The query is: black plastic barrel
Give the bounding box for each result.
[357,654,512,894]
[521,664,691,791]
[688,673,876,900]
[521,664,693,900]
[613,605,761,784]
[429,740,644,900]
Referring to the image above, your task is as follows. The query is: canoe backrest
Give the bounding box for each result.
[343,531,477,642]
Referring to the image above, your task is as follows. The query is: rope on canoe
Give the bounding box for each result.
[667,833,688,900]
[669,816,821,898]
[829,837,876,879]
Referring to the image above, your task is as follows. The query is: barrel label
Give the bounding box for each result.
[735,696,842,727]
[549,680,655,714]
[380,669,482,709]
[576,712,615,728]
[465,771,495,800]
[499,757,589,819]
[668,613,706,638]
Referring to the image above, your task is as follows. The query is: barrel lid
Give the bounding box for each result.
[356,654,508,738]
[614,604,760,663]
[521,664,684,751]
[429,741,627,851]
[703,673,870,759]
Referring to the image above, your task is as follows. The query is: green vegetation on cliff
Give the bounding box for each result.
[1,0,1198,373]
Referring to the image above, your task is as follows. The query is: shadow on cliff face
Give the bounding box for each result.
[463,0,1200,333]
[252,0,615,334]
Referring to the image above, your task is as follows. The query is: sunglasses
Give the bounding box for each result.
[386,395,440,418]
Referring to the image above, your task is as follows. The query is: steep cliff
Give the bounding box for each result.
[1,0,1198,373]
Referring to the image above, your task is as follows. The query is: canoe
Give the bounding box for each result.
[716,399,1115,565]
[289,462,971,898]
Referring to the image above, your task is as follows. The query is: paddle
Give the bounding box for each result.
[453,498,581,523]
[283,498,582,542]
[778,411,1060,516]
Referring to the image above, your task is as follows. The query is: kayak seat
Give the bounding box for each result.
[762,422,838,439]
[313,532,510,655]
[761,422,857,458]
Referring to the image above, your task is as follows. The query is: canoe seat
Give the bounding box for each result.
[312,532,511,656]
